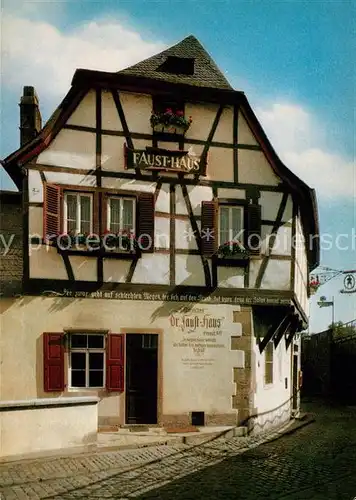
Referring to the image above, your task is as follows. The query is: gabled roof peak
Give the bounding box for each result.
[118,35,233,90]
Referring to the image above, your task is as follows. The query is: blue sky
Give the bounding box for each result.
[1,0,355,330]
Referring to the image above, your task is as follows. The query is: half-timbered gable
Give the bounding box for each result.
[1,36,319,446]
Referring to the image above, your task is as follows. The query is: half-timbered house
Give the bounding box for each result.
[1,36,319,439]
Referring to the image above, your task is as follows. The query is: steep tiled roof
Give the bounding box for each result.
[118,35,233,90]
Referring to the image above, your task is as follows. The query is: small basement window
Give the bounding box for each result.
[191,411,205,426]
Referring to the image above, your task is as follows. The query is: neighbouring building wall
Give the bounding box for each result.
[0,192,23,296]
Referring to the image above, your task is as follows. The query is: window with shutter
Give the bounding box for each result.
[43,183,61,241]
[201,200,218,255]
[69,333,105,388]
[137,193,155,253]
[63,192,93,234]
[106,334,125,392]
[43,332,64,392]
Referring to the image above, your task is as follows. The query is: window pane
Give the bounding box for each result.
[71,370,86,387]
[66,194,77,232]
[80,196,91,234]
[71,352,86,369]
[122,199,134,232]
[89,352,104,370]
[88,335,104,349]
[110,198,121,233]
[231,207,243,241]
[89,370,104,387]
[71,335,87,348]
[219,207,230,243]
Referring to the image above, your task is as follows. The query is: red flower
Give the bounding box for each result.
[176,110,184,116]
[165,108,173,114]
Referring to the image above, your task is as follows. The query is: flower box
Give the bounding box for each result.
[55,231,140,258]
[150,109,192,135]
[217,240,250,259]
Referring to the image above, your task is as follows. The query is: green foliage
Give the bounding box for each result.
[330,321,356,338]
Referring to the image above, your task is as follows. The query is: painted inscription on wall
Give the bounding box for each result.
[41,288,291,306]
[169,307,226,369]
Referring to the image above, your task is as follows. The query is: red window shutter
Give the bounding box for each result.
[137,193,155,253]
[43,333,64,392]
[106,334,125,392]
[43,183,61,241]
[201,200,218,255]
[247,203,262,255]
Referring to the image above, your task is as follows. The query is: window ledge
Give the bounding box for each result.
[56,247,141,259]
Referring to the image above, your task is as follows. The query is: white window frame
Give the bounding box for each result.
[218,205,244,245]
[264,341,274,385]
[107,196,136,234]
[64,192,93,234]
[68,333,106,389]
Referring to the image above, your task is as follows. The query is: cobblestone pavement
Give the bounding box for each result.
[1,400,355,499]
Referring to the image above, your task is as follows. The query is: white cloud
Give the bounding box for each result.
[2,13,166,99]
[256,103,354,200]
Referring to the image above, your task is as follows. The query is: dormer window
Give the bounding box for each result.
[157,56,195,75]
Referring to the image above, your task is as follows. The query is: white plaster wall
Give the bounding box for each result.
[101,178,156,193]
[206,147,234,182]
[36,130,96,169]
[155,217,170,249]
[68,256,97,281]
[253,339,292,421]
[238,150,280,186]
[66,90,96,128]
[294,214,309,315]
[175,185,213,215]
[217,188,246,199]
[0,403,98,460]
[103,259,131,283]
[119,92,152,134]
[102,136,126,171]
[261,260,291,290]
[218,267,245,288]
[175,219,199,250]
[175,254,206,286]
[102,90,123,131]
[30,246,68,280]
[260,192,293,222]
[28,170,43,202]
[249,258,262,288]
[131,254,169,284]
[156,184,170,213]
[213,106,233,143]
[270,225,292,256]
[0,298,244,421]
[185,103,217,141]
[44,171,96,187]
[162,303,243,415]
[29,206,43,237]
[238,113,258,145]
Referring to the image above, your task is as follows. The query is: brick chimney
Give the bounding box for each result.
[19,86,42,146]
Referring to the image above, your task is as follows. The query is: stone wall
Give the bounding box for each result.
[0,191,23,296]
